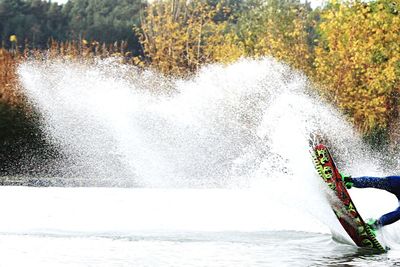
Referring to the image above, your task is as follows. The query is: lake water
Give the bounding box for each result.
[1,186,400,266]
[1,231,393,267]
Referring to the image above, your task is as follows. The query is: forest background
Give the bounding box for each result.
[0,0,399,175]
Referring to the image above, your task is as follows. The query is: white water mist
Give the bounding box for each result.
[17,57,399,244]
[18,57,379,187]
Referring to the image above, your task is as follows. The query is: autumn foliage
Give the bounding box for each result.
[237,0,315,75]
[0,49,22,106]
[315,0,400,134]
[135,0,400,138]
[1,0,400,140]
[135,0,243,76]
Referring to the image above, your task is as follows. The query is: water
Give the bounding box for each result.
[1,187,399,266]
[18,57,378,185]
[11,57,400,265]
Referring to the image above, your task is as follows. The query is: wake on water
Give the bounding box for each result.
[16,57,400,249]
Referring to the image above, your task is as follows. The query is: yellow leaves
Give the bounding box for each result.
[137,0,242,76]
[9,35,17,43]
[238,2,314,74]
[314,0,400,134]
[135,0,398,136]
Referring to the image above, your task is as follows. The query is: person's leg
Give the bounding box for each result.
[385,176,400,197]
[379,206,400,226]
[350,176,400,228]
[352,176,400,196]
[352,176,392,191]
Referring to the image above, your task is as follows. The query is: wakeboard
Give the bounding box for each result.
[311,143,386,252]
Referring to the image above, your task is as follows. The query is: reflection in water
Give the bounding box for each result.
[0,231,395,266]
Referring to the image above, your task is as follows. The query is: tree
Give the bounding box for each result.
[0,0,144,51]
[65,0,145,53]
[136,0,244,76]
[314,0,400,134]
[237,0,315,74]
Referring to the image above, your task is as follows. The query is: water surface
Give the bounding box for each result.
[1,186,399,266]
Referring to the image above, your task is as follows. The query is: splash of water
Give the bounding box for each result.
[18,57,377,186]
[17,57,399,244]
